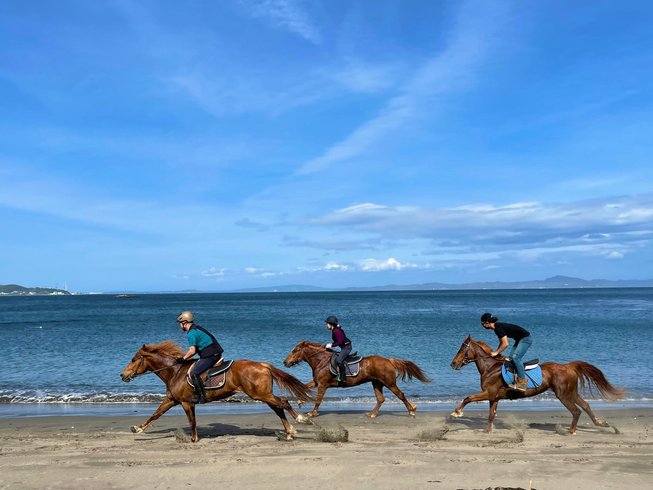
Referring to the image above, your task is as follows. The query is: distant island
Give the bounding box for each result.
[0,284,70,296]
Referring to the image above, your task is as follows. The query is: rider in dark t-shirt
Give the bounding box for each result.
[481,312,533,392]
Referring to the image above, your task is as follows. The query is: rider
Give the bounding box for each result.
[480,312,533,392]
[324,315,352,383]
[176,311,224,403]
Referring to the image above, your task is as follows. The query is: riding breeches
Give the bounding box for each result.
[336,344,352,376]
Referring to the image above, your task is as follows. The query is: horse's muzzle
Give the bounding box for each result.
[120,373,133,382]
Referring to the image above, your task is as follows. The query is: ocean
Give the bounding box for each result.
[1,289,651,417]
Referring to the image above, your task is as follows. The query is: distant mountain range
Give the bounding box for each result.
[2,276,652,296]
[0,284,70,296]
[232,275,653,292]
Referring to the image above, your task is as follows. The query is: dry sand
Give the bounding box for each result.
[1,407,651,489]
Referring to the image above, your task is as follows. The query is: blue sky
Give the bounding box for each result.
[1,0,652,292]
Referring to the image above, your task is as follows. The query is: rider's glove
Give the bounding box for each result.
[325,343,332,349]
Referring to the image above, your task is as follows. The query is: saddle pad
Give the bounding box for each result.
[501,363,542,389]
[186,359,233,390]
[329,359,361,377]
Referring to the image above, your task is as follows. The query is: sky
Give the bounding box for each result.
[1,0,652,292]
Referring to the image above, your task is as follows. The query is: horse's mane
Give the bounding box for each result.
[472,338,493,353]
[142,340,185,357]
[300,340,325,348]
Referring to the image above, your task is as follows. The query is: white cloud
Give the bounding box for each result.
[324,261,349,271]
[358,257,416,272]
[201,267,227,277]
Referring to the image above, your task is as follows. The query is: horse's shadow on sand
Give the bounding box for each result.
[447,416,615,435]
[135,422,278,440]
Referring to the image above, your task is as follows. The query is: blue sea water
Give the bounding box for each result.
[0,289,651,417]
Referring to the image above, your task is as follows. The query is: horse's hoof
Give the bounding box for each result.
[596,418,607,427]
[286,434,294,441]
[296,414,313,425]
[307,411,318,418]
[130,425,143,433]
[366,412,377,418]
[449,411,463,418]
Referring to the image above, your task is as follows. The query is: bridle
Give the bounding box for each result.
[124,354,177,381]
[459,340,477,366]
[458,339,497,367]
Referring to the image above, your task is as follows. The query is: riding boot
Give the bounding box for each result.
[337,366,346,384]
[190,374,206,403]
[515,376,528,392]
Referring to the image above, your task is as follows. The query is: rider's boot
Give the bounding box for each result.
[190,374,206,403]
[337,366,346,384]
[514,377,528,392]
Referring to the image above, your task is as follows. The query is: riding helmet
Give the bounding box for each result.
[325,315,339,326]
[177,311,195,323]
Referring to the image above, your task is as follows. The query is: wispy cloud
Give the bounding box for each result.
[238,0,322,44]
[296,1,510,175]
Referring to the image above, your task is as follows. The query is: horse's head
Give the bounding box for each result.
[283,340,325,367]
[120,345,150,382]
[283,341,308,367]
[450,336,476,370]
[120,341,183,382]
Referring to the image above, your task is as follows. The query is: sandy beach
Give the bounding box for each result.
[1,407,650,490]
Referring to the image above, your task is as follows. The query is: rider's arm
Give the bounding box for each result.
[491,336,509,357]
[182,345,197,361]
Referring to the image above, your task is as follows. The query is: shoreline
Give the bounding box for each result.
[1,398,650,418]
[1,407,651,489]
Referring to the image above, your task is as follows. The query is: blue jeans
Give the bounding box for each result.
[508,335,533,379]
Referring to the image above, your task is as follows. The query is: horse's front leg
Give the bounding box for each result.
[131,398,177,434]
[450,391,490,418]
[307,385,328,417]
[298,380,317,408]
[180,401,198,442]
[486,399,500,432]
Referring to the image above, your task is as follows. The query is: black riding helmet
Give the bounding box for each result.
[481,312,498,323]
[325,315,339,326]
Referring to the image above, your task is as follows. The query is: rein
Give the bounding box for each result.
[461,340,496,365]
[128,355,178,379]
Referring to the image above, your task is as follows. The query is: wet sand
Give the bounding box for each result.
[0,407,651,489]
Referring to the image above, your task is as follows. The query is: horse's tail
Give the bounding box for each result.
[569,361,625,400]
[264,363,315,402]
[389,359,431,383]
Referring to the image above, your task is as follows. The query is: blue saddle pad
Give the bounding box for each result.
[501,363,542,389]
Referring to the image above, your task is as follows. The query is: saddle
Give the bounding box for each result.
[501,359,542,390]
[186,359,234,390]
[503,358,540,374]
[329,352,362,377]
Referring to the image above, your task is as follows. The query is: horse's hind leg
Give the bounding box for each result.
[556,394,582,435]
[386,383,416,417]
[266,402,296,441]
[180,401,199,442]
[575,395,608,427]
[368,381,385,418]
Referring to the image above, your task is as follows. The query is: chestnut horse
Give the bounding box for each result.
[283,341,431,418]
[450,336,625,434]
[120,341,313,442]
